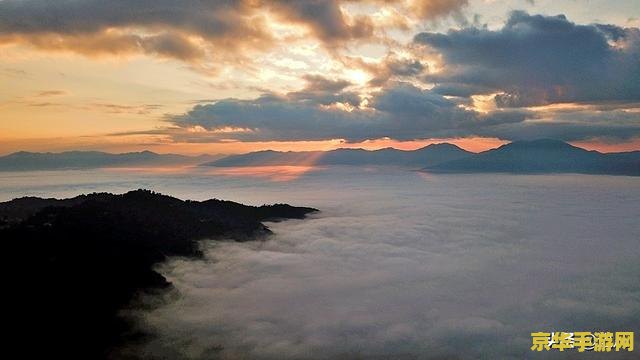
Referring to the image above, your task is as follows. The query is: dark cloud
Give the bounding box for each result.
[169,83,533,142]
[0,0,257,38]
[0,30,207,61]
[472,109,640,141]
[301,75,351,93]
[140,33,206,61]
[280,0,470,42]
[386,59,426,77]
[415,11,640,107]
[0,1,267,64]
[431,83,494,97]
[170,93,378,142]
[167,80,640,143]
[367,56,428,87]
[269,1,374,45]
[288,75,361,106]
[0,1,470,62]
[0,0,270,61]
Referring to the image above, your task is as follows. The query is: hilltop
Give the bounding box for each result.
[2,190,317,358]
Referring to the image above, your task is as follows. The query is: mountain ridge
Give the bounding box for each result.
[0,150,222,171]
[425,139,640,175]
[3,140,640,175]
[205,143,473,167]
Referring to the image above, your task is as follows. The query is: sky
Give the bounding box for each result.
[1,0,639,155]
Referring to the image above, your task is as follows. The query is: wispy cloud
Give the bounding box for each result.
[34,90,68,97]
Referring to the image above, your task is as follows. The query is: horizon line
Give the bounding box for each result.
[2,139,640,157]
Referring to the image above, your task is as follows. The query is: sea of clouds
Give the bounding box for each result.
[2,167,637,359]
[114,168,640,359]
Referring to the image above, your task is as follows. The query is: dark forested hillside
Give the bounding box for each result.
[2,190,317,358]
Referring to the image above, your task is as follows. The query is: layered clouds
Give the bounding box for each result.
[412,11,640,141]
[2,1,640,149]
[415,11,640,107]
[161,10,640,145]
[0,0,268,62]
[169,81,531,142]
[0,0,468,62]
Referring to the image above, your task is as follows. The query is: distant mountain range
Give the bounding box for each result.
[0,150,222,171]
[205,139,640,176]
[3,140,639,175]
[204,143,473,167]
[425,139,640,176]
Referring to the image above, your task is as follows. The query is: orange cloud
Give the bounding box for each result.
[409,0,469,19]
[0,0,468,64]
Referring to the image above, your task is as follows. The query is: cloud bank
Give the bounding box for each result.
[169,81,531,142]
[0,0,468,62]
[128,169,640,359]
[415,11,640,107]
[157,10,640,144]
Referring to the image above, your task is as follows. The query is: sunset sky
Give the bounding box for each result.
[1,0,639,155]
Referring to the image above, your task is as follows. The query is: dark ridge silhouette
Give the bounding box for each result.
[2,190,317,358]
[0,150,222,171]
[425,139,640,175]
[204,143,473,167]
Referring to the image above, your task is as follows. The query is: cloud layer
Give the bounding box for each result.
[125,168,640,359]
[169,81,531,142]
[158,10,640,144]
[0,0,468,61]
[2,3,639,146]
[415,11,640,107]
